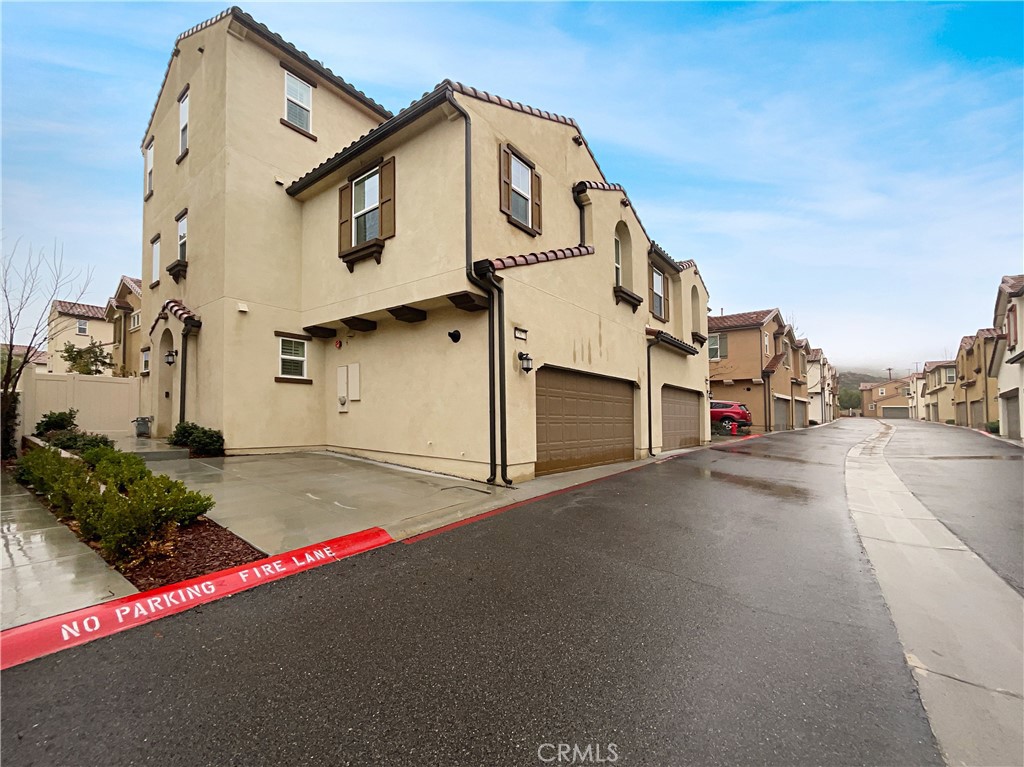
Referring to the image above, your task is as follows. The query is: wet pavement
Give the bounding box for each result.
[1,421,948,766]
[0,472,136,630]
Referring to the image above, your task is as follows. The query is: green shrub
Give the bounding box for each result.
[14,447,62,492]
[188,426,225,457]
[75,433,116,452]
[945,419,955,425]
[986,421,1000,434]
[70,479,105,539]
[2,391,20,460]
[34,409,78,436]
[167,421,200,447]
[47,459,92,519]
[95,486,158,560]
[43,430,115,454]
[81,445,119,469]
[92,451,151,493]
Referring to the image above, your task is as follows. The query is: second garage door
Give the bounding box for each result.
[881,406,910,419]
[794,400,808,428]
[661,386,701,449]
[1005,394,1021,439]
[773,397,789,431]
[536,367,634,476]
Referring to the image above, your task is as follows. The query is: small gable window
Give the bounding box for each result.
[650,266,667,321]
[178,90,189,157]
[145,140,154,196]
[130,312,141,331]
[613,236,622,287]
[77,319,88,335]
[284,72,312,133]
[499,144,541,236]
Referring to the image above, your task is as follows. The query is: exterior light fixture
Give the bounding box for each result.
[164,350,178,366]
[518,352,534,374]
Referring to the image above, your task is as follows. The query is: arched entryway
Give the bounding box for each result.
[157,328,174,438]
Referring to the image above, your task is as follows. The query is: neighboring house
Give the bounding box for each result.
[707,309,810,431]
[921,361,957,423]
[906,372,927,420]
[989,274,1024,439]
[1,345,48,390]
[137,7,711,482]
[46,301,113,374]
[860,377,913,418]
[806,347,838,424]
[953,329,999,429]
[104,276,145,376]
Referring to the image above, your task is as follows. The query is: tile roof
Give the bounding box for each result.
[108,298,133,312]
[53,301,107,319]
[143,6,391,146]
[923,360,955,372]
[708,309,778,332]
[486,245,594,271]
[645,327,699,356]
[123,276,143,298]
[148,299,202,336]
[4,344,47,364]
[808,348,822,362]
[959,335,975,351]
[975,327,998,339]
[1000,274,1024,297]
[763,352,786,373]
[574,181,625,193]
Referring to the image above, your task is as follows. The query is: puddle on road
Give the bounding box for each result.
[676,464,810,500]
[909,454,1023,461]
[711,447,823,466]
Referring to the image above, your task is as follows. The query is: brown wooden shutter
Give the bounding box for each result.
[719,333,728,359]
[663,276,670,321]
[499,144,511,215]
[531,168,542,234]
[338,183,352,255]
[379,157,395,240]
[648,264,654,312]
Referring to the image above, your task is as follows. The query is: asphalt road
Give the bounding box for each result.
[884,419,1024,595]
[2,420,946,766]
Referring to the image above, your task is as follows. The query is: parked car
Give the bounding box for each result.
[710,401,751,428]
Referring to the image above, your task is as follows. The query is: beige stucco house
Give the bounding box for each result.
[105,276,144,377]
[859,377,913,418]
[137,7,711,483]
[707,309,810,431]
[46,301,113,374]
[921,361,957,423]
[953,329,999,429]
[989,274,1024,439]
[806,347,838,424]
[906,372,927,420]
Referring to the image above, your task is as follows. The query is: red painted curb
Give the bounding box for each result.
[0,526,394,671]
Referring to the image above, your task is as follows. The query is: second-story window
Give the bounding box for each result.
[284,72,312,133]
[709,333,727,361]
[764,332,770,355]
[178,91,189,156]
[783,341,791,367]
[613,236,622,287]
[499,144,541,235]
[510,155,531,227]
[145,140,154,196]
[945,368,956,384]
[879,388,886,397]
[130,312,141,331]
[152,237,161,283]
[651,267,666,320]
[353,169,380,245]
[77,319,88,335]
[142,349,150,373]
[178,216,187,261]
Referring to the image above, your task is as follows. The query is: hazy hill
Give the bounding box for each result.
[837,370,887,390]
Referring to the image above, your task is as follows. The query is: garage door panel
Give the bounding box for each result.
[536,367,634,476]
[795,401,807,428]
[882,406,909,419]
[1006,395,1020,439]
[774,398,789,430]
[661,386,700,449]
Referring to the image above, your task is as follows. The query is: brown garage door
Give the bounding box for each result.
[536,367,634,476]
[1005,394,1021,439]
[773,397,789,431]
[661,386,701,449]
[969,401,984,428]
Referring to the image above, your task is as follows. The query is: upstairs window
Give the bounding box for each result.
[499,144,541,235]
[279,338,306,378]
[142,349,150,373]
[879,388,886,397]
[353,168,380,245]
[783,341,791,367]
[650,266,667,321]
[613,236,622,287]
[945,368,956,384]
[709,333,728,361]
[151,237,161,283]
[177,216,187,261]
[77,319,88,335]
[1008,304,1018,349]
[145,140,154,196]
[178,91,189,156]
[764,332,770,355]
[284,72,312,133]
[129,312,141,331]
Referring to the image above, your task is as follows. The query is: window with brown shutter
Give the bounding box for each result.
[649,264,668,322]
[337,157,396,270]
[499,143,541,236]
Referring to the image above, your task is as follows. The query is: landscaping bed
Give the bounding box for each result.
[15,409,265,591]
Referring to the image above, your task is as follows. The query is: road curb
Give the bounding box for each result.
[0,526,394,671]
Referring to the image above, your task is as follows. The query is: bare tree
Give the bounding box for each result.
[1,238,92,457]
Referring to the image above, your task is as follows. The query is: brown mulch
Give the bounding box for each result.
[120,518,266,591]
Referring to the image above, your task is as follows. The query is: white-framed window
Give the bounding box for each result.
[652,267,665,319]
[708,334,721,361]
[764,332,770,355]
[868,403,876,411]
[783,341,791,367]
[178,216,187,261]
[145,140,154,195]
[945,368,956,384]
[510,154,531,227]
[129,312,141,331]
[152,237,161,283]
[77,319,88,335]
[879,388,886,396]
[613,236,622,287]
[142,349,150,373]
[179,92,189,155]
[279,338,306,378]
[353,168,380,245]
[284,72,312,133]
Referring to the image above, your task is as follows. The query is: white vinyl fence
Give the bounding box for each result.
[17,365,141,439]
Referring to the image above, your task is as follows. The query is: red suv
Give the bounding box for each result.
[711,401,751,428]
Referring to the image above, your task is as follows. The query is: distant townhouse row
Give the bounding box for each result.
[707,309,839,432]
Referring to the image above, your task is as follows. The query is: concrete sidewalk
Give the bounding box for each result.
[1,472,136,630]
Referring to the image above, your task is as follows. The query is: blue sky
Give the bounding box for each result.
[3,1,1022,371]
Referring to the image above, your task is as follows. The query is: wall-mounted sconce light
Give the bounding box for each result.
[164,350,178,366]
[448,330,461,343]
[518,351,534,374]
